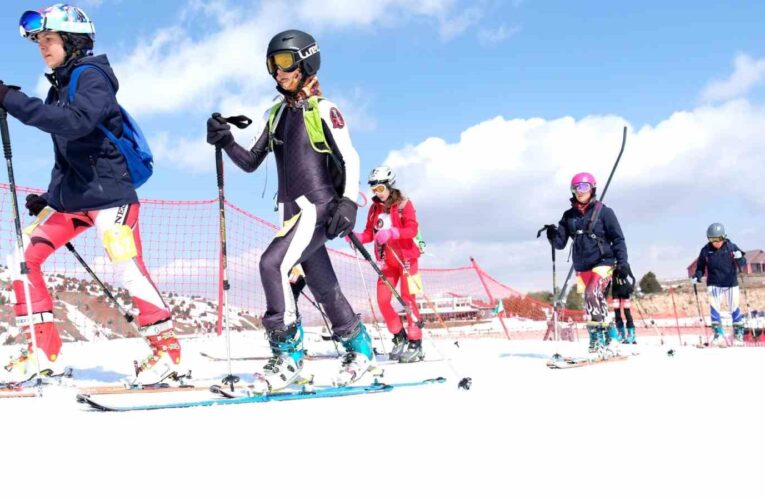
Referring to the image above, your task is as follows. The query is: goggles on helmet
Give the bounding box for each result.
[19,8,95,40]
[571,182,593,194]
[708,236,724,243]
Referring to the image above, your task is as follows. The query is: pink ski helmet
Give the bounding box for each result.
[570,172,596,196]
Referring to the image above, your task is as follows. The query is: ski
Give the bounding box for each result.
[546,353,635,369]
[0,368,74,398]
[200,351,339,362]
[76,376,446,412]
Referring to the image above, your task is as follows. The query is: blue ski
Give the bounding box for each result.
[75,377,444,412]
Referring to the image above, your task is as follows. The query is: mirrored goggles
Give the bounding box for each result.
[19,10,45,38]
[571,182,593,194]
[708,236,724,243]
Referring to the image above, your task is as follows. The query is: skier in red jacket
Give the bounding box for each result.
[353,166,425,363]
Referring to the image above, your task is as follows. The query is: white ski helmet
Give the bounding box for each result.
[368,166,396,188]
[19,4,96,42]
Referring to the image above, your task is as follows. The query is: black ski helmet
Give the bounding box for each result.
[266,29,320,77]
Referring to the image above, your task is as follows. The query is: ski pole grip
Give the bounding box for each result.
[215,146,224,188]
[348,232,373,261]
[0,109,12,159]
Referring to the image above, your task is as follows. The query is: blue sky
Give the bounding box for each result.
[1,0,764,292]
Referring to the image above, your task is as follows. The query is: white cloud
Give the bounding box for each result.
[111,0,482,118]
[477,25,520,46]
[382,99,765,290]
[700,53,765,103]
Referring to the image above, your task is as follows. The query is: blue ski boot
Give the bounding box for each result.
[604,325,621,357]
[333,323,374,386]
[733,325,745,346]
[616,325,627,343]
[711,323,725,346]
[626,326,636,344]
[252,324,304,393]
[587,326,602,354]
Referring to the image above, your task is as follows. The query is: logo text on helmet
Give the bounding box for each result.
[299,43,319,59]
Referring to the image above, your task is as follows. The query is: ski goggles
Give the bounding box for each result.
[571,182,593,193]
[19,9,96,40]
[370,183,388,194]
[708,236,724,243]
[267,51,300,75]
[19,10,46,38]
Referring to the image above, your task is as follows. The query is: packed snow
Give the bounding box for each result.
[1,327,763,500]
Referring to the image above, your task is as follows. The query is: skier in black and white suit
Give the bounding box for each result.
[206,29,373,391]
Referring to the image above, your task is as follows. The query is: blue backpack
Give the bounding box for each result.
[68,65,153,188]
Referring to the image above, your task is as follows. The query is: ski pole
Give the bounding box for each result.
[536,224,559,340]
[556,126,627,306]
[632,296,665,345]
[692,283,710,345]
[348,233,471,390]
[0,104,43,383]
[211,112,252,390]
[64,242,141,336]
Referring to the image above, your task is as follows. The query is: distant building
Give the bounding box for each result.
[687,249,765,277]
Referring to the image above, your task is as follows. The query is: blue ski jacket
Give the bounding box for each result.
[550,198,628,272]
[694,240,746,287]
[2,54,137,212]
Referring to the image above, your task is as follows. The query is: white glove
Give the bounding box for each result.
[733,250,743,259]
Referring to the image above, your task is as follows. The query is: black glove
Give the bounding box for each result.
[616,262,631,279]
[25,194,48,216]
[545,224,558,241]
[0,83,9,107]
[0,82,20,108]
[206,115,234,148]
[326,197,358,239]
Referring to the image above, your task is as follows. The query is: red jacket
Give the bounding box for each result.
[358,197,420,262]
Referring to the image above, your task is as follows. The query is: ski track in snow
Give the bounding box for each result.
[1,332,763,499]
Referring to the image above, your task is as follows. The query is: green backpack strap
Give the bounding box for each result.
[267,101,285,152]
[267,96,331,154]
[303,96,331,154]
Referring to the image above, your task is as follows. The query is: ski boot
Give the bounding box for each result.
[251,324,305,394]
[389,329,408,361]
[625,326,637,344]
[710,323,726,346]
[617,325,628,344]
[733,325,745,347]
[399,338,425,363]
[604,326,621,357]
[333,323,374,386]
[132,319,183,386]
[587,326,602,354]
[2,315,63,385]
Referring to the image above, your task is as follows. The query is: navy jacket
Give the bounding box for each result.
[2,55,137,212]
[694,240,746,287]
[551,198,628,272]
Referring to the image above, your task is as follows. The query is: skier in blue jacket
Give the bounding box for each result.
[547,172,630,355]
[692,223,747,346]
[0,4,180,385]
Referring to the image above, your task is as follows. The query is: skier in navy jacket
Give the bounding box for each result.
[0,4,180,385]
[547,172,630,354]
[692,223,747,345]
